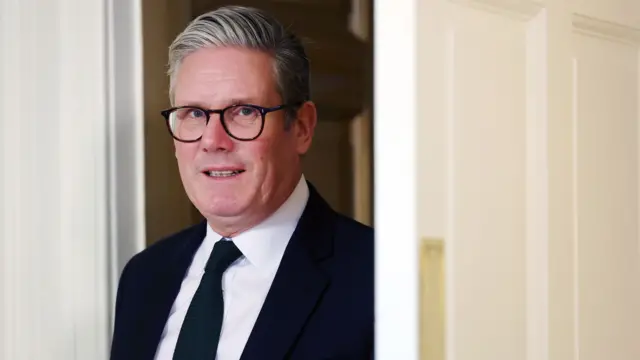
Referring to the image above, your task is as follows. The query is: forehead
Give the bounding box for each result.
[174,46,278,106]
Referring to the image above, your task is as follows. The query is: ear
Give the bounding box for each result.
[293,101,317,155]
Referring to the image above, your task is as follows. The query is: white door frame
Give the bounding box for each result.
[0,0,145,358]
[105,0,147,316]
[374,0,420,359]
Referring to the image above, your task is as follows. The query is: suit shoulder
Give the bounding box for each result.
[332,214,374,264]
[335,213,373,242]
[329,214,374,294]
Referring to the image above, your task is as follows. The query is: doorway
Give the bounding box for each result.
[141,0,373,245]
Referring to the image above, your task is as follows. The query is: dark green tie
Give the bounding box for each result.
[172,238,242,360]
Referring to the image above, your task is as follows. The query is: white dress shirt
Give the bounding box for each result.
[154,175,309,360]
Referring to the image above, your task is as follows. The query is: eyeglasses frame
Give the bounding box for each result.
[160,103,301,142]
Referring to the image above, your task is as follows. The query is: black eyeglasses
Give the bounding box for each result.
[160,103,299,142]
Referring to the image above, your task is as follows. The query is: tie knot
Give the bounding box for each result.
[205,238,242,274]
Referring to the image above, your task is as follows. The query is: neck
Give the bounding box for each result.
[207,172,303,237]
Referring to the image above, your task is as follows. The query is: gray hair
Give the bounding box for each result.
[167,6,310,125]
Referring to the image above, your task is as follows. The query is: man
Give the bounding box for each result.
[109,5,374,360]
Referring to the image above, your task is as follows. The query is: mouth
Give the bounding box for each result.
[203,169,246,178]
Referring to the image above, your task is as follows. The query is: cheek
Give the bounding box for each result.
[243,140,271,172]
[243,138,286,181]
[174,143,198,173]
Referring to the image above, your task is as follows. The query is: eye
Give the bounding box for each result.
[174,107,207,120]
[187,108,206,118]
[236,106,258,117]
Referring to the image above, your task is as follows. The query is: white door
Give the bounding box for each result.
[373,0,640,359]
[415,0,640,359]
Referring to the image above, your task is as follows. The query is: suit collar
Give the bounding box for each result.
[206,175,310,277]
[294,181,335,261]
[137,222,207,360]
[136,180,336,360]
[240,181,336,360]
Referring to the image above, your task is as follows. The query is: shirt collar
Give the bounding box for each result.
[204,174,309,277]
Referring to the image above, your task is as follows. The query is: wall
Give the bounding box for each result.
[142,0,197,244]
[0,0,145,358]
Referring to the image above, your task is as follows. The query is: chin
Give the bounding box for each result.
[196,192,252,219]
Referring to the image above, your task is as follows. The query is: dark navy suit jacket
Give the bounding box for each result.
[109,183,374,360]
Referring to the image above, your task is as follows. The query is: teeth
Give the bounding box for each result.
[207,170,242,177]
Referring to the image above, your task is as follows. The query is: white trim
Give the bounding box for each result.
[0,0,145,358]
[571,56,581,360]
[105,0,146,331]
[572,13,640,45]
[445,28,457,360]
[525,10,550,360]
[374,0,419,359]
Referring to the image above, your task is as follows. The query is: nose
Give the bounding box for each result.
[199,113,234,152]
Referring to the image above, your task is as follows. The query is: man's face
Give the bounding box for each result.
[173,46,316,235]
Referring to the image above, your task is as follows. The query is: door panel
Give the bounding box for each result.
[447,4,530,360]
[417,0,640,359]
[573,15,640,360]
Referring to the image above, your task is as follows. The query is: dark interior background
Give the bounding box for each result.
[142,0,373,245]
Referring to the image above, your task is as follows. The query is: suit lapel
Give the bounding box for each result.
[136,222,207,359]
[240,183,336,360]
